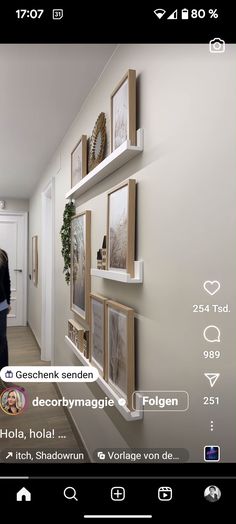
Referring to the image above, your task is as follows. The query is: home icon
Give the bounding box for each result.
[16,487,31,502]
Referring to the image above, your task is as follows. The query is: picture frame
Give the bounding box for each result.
[68,319,84,352]
[71,135,87,188]
[107,179,136,277]
[105,300,135,410]
[90,293,107,377]
[32,235,38,286]
[70,211,91,324]
[110,69,136,152]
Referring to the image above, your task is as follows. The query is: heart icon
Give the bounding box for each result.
[203,281,220,296]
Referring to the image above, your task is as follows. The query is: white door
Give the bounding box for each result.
[0,213,27,326]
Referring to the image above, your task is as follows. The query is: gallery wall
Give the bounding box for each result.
[28,44,236,460]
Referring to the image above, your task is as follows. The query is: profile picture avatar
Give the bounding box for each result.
[204,485,221,502]
[0,387,27,416]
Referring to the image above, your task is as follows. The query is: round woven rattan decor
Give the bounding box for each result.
[88,112,106,171]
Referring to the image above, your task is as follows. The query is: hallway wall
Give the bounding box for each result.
[0,198,28,213]
[28,44,236,460]
[28,157,59,347]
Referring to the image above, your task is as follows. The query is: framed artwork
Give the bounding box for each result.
[110,69,136,152]
[88,112,106,172]
[71,135,87,188]
[107,179,136,277]
[68,318,89,355]
[90,293,107,377]
[71,211,91,324]
[105,300,135,410]
[68,319,84,352]
[32,235,38,286]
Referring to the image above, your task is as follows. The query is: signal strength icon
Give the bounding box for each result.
[167,9,178,19]
[153,9,166,19]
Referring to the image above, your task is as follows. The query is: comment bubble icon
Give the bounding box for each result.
[203,325,221,343]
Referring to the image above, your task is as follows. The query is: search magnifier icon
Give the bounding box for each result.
[63,486,78,501]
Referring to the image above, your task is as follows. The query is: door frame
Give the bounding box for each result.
[41,179,55,362]
[0,211,28,326]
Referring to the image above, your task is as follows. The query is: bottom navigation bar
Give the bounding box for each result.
[0,476,231,511]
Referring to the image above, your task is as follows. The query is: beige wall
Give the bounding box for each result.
[29,44,236,461]
[1,198,29,213]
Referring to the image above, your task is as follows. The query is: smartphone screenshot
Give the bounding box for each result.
[0,4,235,514]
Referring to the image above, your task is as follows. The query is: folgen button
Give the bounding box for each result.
[132,391,189,412]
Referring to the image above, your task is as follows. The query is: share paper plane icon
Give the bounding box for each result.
[204,373,220,388]
[154,9,166,19]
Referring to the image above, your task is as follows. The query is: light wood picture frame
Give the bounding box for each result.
[32,235,38,286]
[107,179,136,277]
[110,69,136,152]
[71,135,87,188]
[90,293,107,377]
[71,211,91,325]
[105,300,135,410]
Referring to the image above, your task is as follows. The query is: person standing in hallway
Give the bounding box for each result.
[0,249,11,371]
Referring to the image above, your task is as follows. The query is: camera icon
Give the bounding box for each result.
[209,38,225,54]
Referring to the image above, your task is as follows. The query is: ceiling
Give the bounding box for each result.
[0,44,116,198]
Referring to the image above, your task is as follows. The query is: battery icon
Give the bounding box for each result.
[181,8,189,19]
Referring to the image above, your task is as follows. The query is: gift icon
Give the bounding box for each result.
[5,370,13,379]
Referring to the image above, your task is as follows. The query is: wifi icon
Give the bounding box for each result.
[153,8,166,19]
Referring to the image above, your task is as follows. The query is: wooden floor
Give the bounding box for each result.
[0,326,89,460]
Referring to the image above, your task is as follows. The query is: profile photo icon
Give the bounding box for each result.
[204,485,221,503]
[0,387,28,416]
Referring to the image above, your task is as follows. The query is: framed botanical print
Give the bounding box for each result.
[105,300,135,410]
[110,69,136,152]
[107,179,136,277]
[71,135,87,188]
[90,293,107,377]
[32,235,38,286]
[71,211,91,324]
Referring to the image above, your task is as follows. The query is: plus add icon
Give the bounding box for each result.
[111,487,126,501]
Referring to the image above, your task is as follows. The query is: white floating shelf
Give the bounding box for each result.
[91,261,144,284]
[65,336,143,421]
[65,129,144,200]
